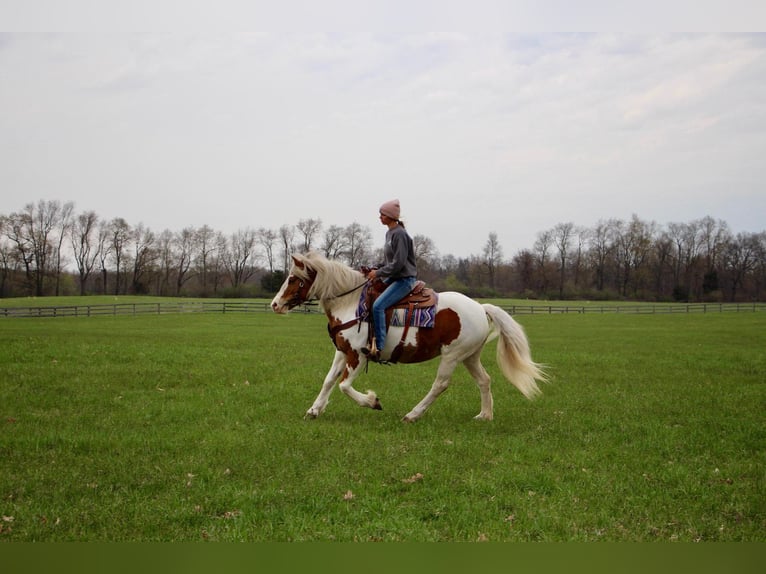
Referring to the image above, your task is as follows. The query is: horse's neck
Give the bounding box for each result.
[316,267,365,318]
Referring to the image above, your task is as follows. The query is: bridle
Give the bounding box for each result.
[284,267,318,309]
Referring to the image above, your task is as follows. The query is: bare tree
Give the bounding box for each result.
[226,228,258,288]
[96,220,112,294]
[588,219,618,292]
[552,222,574,298]
[4,211,35,292]
[614,215,655,297]
[0,215,17,296]
[70,210,100,295]
[131,223,157,294]
[296,218,323,253]
[194,225,216,296]
[9,200,65,296]
[278,224,295,272]
[571,226,590,290]
[109,218,132,295]
[413,233,437,264]
[156,229,175,296]
[723,232,762,301]
[206,231,229,295]
[174,227,195,295]
[343,222,372,268]
[52,201,74,295]
[533,229,553,294]
[320,224,347,260]
[256,227,278,274]
[482,231,503,290]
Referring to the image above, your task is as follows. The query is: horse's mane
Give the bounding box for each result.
[291,251,365,301]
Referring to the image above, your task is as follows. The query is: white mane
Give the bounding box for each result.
[291,251,366,302]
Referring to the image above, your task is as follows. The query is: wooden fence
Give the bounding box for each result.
[1,301,764,318]
[501,303,766,315]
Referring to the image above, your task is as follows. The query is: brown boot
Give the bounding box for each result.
[362,345,381,363]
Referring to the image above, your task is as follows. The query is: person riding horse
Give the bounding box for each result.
[363,199,418,363]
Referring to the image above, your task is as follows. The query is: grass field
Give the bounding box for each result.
[0,305,764,541]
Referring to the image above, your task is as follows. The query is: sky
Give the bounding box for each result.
[1,4,766,259]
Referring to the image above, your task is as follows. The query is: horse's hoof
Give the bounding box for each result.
[304,410,318,420]
[372,397,383,410]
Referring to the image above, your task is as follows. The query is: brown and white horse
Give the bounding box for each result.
[271,251,547,422]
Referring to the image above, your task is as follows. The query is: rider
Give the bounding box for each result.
[364,199,418,362]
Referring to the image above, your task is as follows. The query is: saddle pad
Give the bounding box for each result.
[389,306,437,328]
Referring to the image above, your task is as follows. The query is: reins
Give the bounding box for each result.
[305,278,369,305]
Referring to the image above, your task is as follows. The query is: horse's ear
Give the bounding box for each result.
[292,255,305,270]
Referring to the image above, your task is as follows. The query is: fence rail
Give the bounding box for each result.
[500,303,766,315]
[1,301,764,318]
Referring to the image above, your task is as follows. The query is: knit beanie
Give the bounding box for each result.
[379,199,401,220]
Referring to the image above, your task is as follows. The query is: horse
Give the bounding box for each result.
[270,251,548,422]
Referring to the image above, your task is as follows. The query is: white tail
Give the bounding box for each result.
[483,304,547,400]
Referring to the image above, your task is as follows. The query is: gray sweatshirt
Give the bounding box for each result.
[377,225,417,280]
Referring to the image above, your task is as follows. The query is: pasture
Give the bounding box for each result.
[0,306,763,541]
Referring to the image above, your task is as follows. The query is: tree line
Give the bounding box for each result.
[1,199,765,302]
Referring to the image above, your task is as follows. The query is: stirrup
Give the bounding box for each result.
[361,346,381,363]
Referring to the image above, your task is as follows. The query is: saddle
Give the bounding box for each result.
[327,272,439,364]
[361,277,438,363]
[363,278,438,311]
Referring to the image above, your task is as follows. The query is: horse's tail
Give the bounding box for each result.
[483,304,548,400]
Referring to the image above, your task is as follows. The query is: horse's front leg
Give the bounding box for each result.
[305,350,346,419]
[338,351,382,411]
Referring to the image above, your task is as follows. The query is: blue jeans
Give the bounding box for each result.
[372,276,417,351]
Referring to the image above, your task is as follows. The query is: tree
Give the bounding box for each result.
[0,215,18,296]
[482,232,503,290]
[533,229,553,295]
[226,228,258,288]
[320,224,347,260]
[174,227,196,295]
[278,224,295,272]
[296,218,323,253]
[552,222,574,298]
[52,201,74,295]
[156,229,175,296]
[109,218,131,295]
[723,232,761,301]
[4,210,35,293]
[9,200,67,296]
[256,227,277,273]
[131,223,157,294]
[413,234,439,282]
[588,219,618,292]
[70,210,100,295]
[614,215,655,297]
[342,222,372,268]
[511,249,535,295]
[96,220,112,294]
[194,225,216,296]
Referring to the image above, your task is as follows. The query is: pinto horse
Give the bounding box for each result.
[271,251,548,422]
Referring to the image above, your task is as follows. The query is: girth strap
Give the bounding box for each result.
[327,317,364,349]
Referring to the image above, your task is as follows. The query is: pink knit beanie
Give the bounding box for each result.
[379,199,401,220]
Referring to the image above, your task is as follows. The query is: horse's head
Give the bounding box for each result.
[271,254,318,314]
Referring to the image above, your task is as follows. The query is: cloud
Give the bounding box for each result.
[1,32,765,257]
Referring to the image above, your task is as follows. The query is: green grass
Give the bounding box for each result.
[0,308,764,541]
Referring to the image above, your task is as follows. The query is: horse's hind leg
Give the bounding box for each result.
[464,350,493,421]
[402,356,458,423]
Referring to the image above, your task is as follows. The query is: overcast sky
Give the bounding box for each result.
[1,12,765,258]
